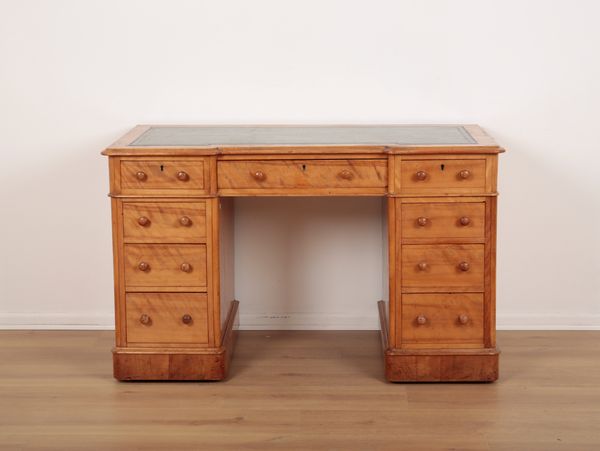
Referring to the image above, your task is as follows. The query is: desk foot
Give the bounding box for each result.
[113,300,239,381]
[377,300,499,382]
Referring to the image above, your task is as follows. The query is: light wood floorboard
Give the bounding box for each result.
[0,331,599,450]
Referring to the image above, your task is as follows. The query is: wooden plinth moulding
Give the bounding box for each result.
[378,300,498,382]
[113,300,238,381]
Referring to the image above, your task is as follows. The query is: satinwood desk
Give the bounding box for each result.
[102,125,504,382]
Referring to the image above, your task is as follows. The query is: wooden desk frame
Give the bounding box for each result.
[103,125,503,382]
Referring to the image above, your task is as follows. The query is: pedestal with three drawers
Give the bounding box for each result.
[103,125,503,382]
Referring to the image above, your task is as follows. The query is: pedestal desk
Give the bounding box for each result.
[102,125,504,382]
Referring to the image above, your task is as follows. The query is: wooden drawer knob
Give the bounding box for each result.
[339,169,354,180]
[137,216,150,226]
[459,216,471,226]
[416,315,427,325]
[177,171,189,181]
[138,261,150,272]
[179,216,192,226]
[182,314,193,325]
[180,262,192,273]
[458,261,470,272]
[458,314,469,325]
[459,169,471,179]
[416,217,428,227]
[136,171,147,181]
[417,261,428,271]
[252,170,266,181]
[139,314,151,325]
[415,170,428,181]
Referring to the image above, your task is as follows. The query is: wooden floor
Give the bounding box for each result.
[0,331,599,450]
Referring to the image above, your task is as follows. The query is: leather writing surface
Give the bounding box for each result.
[131,125,476,146]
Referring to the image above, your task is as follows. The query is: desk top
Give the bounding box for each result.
[103,124,502,156]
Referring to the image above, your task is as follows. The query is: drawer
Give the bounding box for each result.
[120,159,207,194]
[124,244,207,291]
[218,159,387,193]
[401,293,484,347]
[401,201,485,242]
[402,244,484,292]
[123,202,207,243]
[399,159,486,193]
[126,293,209,345]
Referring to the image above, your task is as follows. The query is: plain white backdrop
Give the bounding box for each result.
[1,0,599,330]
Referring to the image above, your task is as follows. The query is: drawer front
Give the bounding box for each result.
[123,202,207,243]
[120,159,206,193]
[401,293,484,347]
[401,202,485,241]
[402,244,484,292]
[124,244,207,290]
[399,159,486,193]
[218,159,387,191]
[126,293,209,345]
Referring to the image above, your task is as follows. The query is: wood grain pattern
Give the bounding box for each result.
[400,293,484,348]
[120,159,207,195]
[122,201,207,243]
[110,197,126,347]
[123,244,207,290]
[205,197,218,347]
[485,196,498,348]
[126,293,209,345]
[113,299,239,380]
[401,244,484,292]
[400,201,485,243]
[217,159,387,194]
[218,198,235,338]
[5,330,600,450]
[399,158,487,194]
[386,353,499,382]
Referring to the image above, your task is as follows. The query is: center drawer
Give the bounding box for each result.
[124,244,207,291]
[217,159,387,193]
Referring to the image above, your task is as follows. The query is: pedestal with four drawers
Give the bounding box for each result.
[103,125,503,382]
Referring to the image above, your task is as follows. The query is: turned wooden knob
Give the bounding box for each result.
[139,314,151,325]
[180,262,192,273]
[137,216,150,226]
[252,170,266,181]
[339,169,354,180]
[182,314,192,325]
[458,261,470,272]
[417,261,428,271]
[177,171,189,181]
[138,261,150,272]
[136,171,147,181]
[416,217,428,227]
[459,216,471,226]
[416,315,427,325]
[415,170,428,181]
[179,216,192,226]
[459,169,471,179]
[458,314,469,325]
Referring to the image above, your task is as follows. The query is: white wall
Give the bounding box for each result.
[1,0,598,330]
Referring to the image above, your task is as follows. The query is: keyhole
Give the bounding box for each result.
[301,164,307,171]
[160,165,164,172]
[440,164,445,171]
